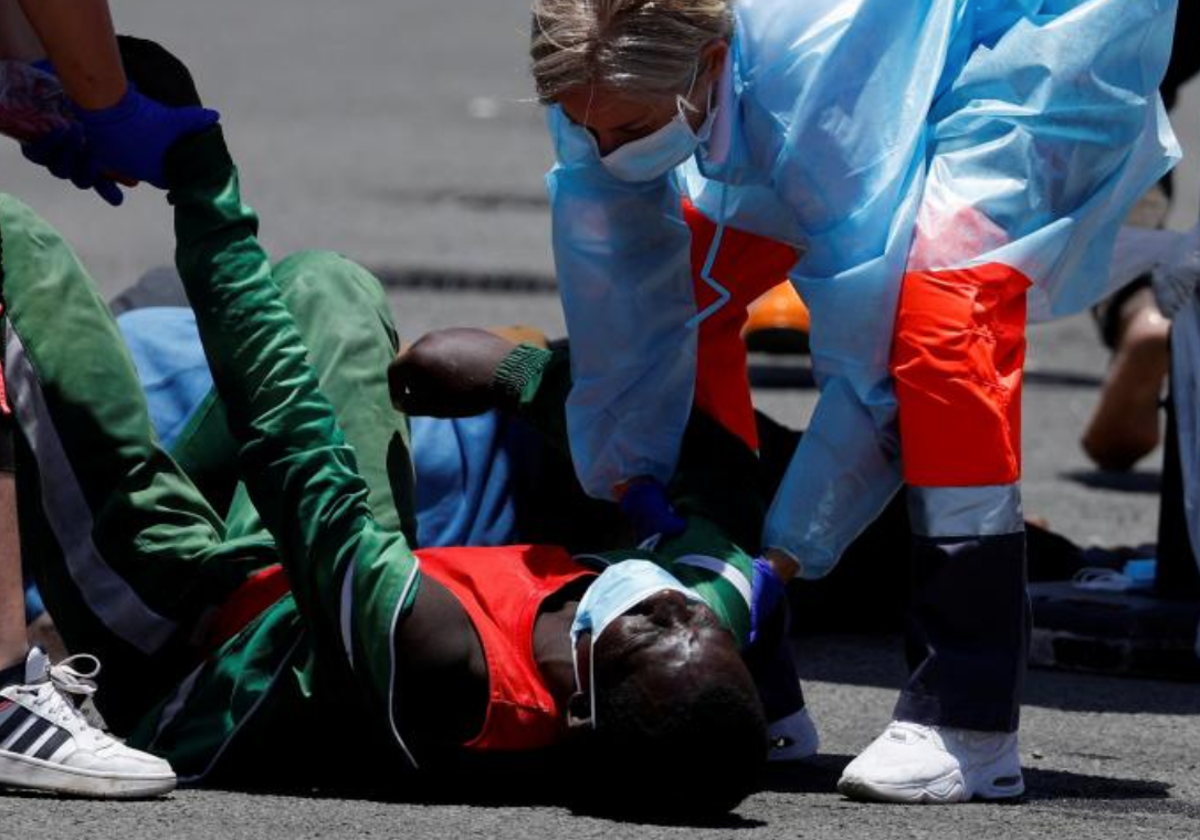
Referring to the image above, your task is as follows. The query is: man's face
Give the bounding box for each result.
[569,589,750,729]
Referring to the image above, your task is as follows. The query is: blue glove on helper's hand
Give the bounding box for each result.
[748,556,788,647]
[21,122,124,206]
[76,83,219,189]
[619,480,688,544]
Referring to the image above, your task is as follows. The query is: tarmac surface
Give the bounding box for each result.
[1,1,1198,837]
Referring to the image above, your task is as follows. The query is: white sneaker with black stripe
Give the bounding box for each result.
[0,647,175,798]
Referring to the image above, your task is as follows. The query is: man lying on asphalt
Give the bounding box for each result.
[0,40,776,816]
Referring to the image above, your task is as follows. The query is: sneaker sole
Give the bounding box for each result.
[838,768,968,804]
[0,751,176,799]
[974,772,1025,801]
[838,768,1025,805]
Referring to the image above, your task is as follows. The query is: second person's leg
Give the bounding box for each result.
[0,194,275,732]
[838,262,1030,805]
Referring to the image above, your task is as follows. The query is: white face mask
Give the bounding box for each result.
[599,66,718,183]
[569,560,704,728]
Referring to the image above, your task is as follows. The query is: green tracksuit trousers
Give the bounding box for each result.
[1,158,421,785]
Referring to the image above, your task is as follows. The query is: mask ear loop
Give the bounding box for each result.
[587,636,598,729]
[570,632,598,729]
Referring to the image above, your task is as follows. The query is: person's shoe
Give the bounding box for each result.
[743,283,810,355]
[837,721,1024,804]
[767,706,820,762]
[0,648,176,798]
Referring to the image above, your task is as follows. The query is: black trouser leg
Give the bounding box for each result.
[895,532,1029,733]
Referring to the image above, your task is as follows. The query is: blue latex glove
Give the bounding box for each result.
[21,123,125,206]
[76,83,219,189]
[749,556,787,647]
[618,480,687,543]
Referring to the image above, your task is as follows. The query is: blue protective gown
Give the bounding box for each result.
[545,0,1180,577]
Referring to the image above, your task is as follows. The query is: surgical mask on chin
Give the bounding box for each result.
[569,560,704,728]
[600,75,718,183]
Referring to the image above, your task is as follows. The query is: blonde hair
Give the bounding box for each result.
[530,0,734,103]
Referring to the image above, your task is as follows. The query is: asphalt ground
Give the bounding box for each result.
[1,2,1199,837]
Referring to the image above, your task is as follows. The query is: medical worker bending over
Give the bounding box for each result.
[530,0,1180,803]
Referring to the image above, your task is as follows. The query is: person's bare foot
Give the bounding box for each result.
[1082,289,1170,471]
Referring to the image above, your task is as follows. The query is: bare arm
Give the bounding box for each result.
[15,0,125,108]
[0,0,45,61]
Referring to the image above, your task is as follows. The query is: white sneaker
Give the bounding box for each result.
[837,721,1024,804]
[768,707,820,762]
[0,648,176,798]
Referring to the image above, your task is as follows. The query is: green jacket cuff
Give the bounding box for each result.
[492,343,553,408]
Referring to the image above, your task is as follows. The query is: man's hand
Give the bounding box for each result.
[84,36,217,188]
[389,328,517,417]
[115,36,203,109]
[748,555,788,647]
[20,37,217,201]
[76,82,217,188]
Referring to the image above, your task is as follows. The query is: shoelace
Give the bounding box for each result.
[30,654,102,730]
[47,654,101,700]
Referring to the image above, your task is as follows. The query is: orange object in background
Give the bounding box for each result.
[743,282,811,355]
[890,262,1031,487]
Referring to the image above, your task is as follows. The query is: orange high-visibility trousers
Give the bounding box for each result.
[890,263,1032,487]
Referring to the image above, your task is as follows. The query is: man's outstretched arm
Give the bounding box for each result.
[165,123,420,627]
[164,121,432,762]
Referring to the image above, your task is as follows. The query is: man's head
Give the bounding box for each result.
[569,562,767,818]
